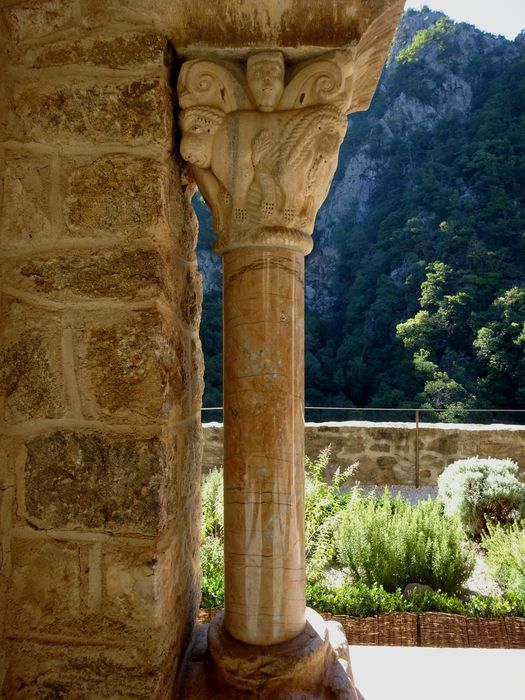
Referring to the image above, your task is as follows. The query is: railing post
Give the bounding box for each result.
[415,408,420,488]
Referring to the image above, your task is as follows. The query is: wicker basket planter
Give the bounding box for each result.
[378,613,418,646]
[466,617,509,648]
[504,617,525,648]
[419,612,468,647]
[198,610,525,648]
[333,615,379,645]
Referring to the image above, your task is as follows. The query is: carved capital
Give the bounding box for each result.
[177,51,352,255]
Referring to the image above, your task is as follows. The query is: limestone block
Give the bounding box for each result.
[7,536,85,636]
[17,32,169,70]
[175,335,204,421]
[369,441,391,453]
[23,431,167,533]
[4,639,159,700]
[0,151,55,249]
[426,432,460,455]
[0,301,65,424]
[180,267,202,330]
[376,455,397,469]
[101,540,159,637]
[73,309,182,424]
[2,0,77,43]
[7,248,171,303]
[166,164,200,261]
[63,154,167,238]
[8,78,171,145]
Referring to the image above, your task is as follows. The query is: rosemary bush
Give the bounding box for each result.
[201,466,224,539]
[438,457,525,539]
[335,488,474,593]
[482,521,525,593]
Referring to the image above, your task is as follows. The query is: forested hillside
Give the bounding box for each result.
[196,8,525,419]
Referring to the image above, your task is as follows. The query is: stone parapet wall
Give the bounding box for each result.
[0,6,203,697]
[203,422,525,486]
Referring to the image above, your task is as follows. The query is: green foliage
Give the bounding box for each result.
[201,467,224,539]
[335,488,474,593]
[306,580,525,618]
[200,536,224,608]
[482,522,525,593]
[198,21,525,418]
[304,447,357,581]
[397,17,455,64]
[200,467,225,608]
[438,457,525,539]
[306,581,408,617]
[405,589,466,615]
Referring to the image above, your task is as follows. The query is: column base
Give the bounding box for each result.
[174,608,364,699]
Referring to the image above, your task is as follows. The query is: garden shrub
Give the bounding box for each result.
[200,536,224,608]
[307,580,407,617]
[304,447,357,581]
[335,488,474,593]
[306,580,525,618]
[482,521,525,593]
[438,457,525,539]
[201,466,224,539]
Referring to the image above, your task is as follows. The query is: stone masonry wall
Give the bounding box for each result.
[203,422,525,486]
[0,4,203,698]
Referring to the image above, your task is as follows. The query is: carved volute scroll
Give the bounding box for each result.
[177,50,353,255]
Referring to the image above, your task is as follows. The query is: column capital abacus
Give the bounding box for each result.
[177,50,354,255]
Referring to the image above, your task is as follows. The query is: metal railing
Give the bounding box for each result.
[201,406,525,488]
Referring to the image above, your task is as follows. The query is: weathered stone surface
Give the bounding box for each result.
[8,78,171,144]
[24,431,166,533]
[166,163,200,261]
[2,0,77,43]
[102,540,159,635]
[180,268,202,330]
[7,537,84,635]
[64,154,166,238]
[203,422,525,485]
[74,310,182,423]
[0,302,65,424]
[9,248,167,302]
[178,609,362,699]
[19,32,169,69]
[0,152,54,249]
[4,639,160,700]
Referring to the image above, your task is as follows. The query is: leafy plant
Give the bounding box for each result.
[304,447,357,581]
[200,536,224,608]
[201,466,224,539]
[335,488,474,593]
[396,17,455,64]
[482,521,525,593]
[438,457,525,539]
[307,581,408,617]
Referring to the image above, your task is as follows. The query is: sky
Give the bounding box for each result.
[404,1,525,40]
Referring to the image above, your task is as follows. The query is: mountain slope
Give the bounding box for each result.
[197,9,525,417]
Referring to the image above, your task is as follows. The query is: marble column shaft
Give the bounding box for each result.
[223,247,305,645]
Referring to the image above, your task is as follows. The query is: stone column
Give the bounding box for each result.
[177,51,362,697]
[178,49,351,644]
[223,245,305,645]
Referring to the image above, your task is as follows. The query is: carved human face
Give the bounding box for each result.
[247,52,285,112]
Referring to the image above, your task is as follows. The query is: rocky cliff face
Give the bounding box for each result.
[306,9,523,312]
[197,9,524,311]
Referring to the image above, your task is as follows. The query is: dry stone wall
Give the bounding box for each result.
[203,422,525,486]
[0,5,203,697]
